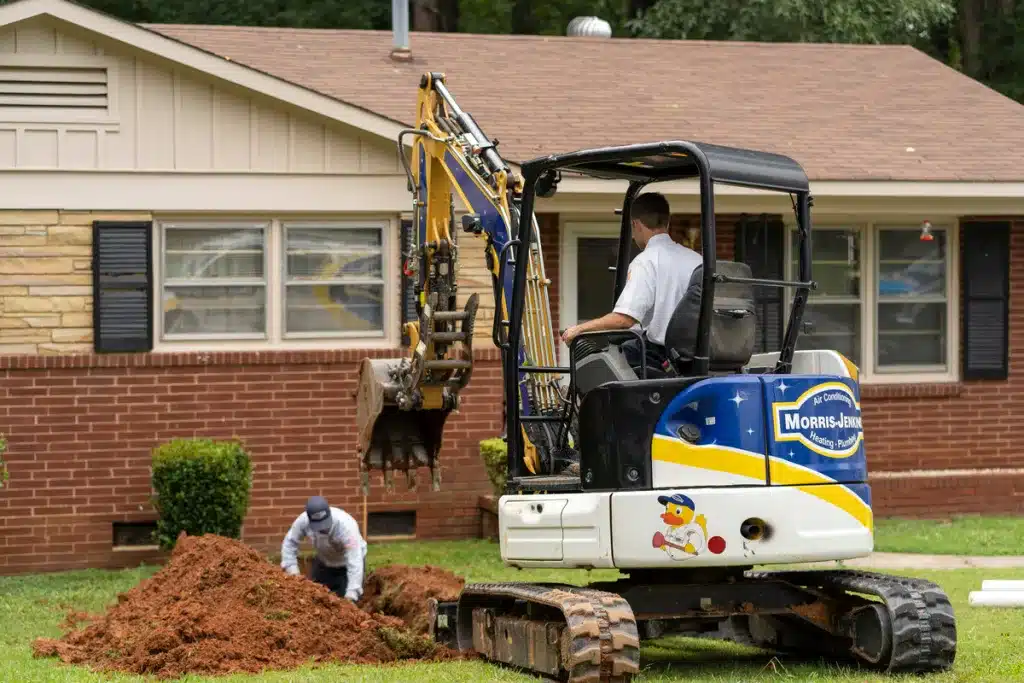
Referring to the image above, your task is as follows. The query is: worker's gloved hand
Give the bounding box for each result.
[344,590,359,602]
[284,565,300,576]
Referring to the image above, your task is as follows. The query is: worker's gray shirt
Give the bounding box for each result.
[612,233,702,346]
[280,506,368,601]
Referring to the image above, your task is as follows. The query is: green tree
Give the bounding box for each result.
[627,0,957,46]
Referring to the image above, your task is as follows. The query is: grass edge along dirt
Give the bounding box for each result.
[4,538,1024,682]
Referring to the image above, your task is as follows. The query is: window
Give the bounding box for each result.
[789,228,862,365]
[875,226,948,369]
[157,218,391,346]
[162,222,268,339]
[283,222,385,337]
[787,220,957,382]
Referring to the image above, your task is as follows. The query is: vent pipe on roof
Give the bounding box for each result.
[567,16,612,38]
[391,0,412,61]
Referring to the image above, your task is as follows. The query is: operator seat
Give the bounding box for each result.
[662,260,757,376]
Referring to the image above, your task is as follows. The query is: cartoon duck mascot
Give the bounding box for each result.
[653,493,708,560]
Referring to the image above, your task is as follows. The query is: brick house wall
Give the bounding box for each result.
[1,212,1022,575]
[0,349,503,574]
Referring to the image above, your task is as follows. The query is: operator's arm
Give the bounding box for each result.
[563,259,655,344]
[332,512,366,601]
[280,513,308,576]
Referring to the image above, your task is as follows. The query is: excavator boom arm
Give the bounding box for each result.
[355,73,567,493]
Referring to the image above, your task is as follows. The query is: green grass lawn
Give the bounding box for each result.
[873,515,1024,556]
[3,538,1024,683]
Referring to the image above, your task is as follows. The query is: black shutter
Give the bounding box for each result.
[962,220,1010,380]
[92,221,153,353]
[735,213,785,353]
[400,219,418,346]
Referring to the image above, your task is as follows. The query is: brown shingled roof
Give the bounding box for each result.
[146,24,1024,182]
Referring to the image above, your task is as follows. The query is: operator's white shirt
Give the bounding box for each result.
[612,233,702,346]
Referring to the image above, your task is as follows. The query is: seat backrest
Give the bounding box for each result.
[662,260,757,372]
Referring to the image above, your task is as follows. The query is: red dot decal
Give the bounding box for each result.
[708,536,726,554]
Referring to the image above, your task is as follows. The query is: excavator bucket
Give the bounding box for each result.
[354,294,479,494]
[355,357,451,493]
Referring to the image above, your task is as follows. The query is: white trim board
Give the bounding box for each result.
[556,177,1024,198]
[0,170,412,211]
[0,0,410,147]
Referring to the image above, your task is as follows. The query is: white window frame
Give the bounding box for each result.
[558,217,625,367]
[153,216,397,351]
[560,215,960,385]
[784,216,960,384]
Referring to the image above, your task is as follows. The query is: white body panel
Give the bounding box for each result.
[500,493,615,568]
[499,486,872,569]
[747,349,856,378]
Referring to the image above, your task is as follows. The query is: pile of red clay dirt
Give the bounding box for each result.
[32,533,466,679]
[358,564,465,635]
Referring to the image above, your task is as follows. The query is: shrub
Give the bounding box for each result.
[151,438,253,550]
[479,437,508,498]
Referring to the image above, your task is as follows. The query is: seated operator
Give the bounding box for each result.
[561,191,702,371]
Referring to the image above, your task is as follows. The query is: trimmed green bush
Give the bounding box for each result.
[151,438,253,550]
[479,437,508,497]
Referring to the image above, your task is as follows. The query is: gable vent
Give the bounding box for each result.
[0,65,108,111]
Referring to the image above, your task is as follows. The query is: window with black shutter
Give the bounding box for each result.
[91,221,153,353]
[400,219,418,346]
[962,220,1010,380]
[735,213,785,353]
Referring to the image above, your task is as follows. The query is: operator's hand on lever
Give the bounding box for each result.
[561,326,580,346]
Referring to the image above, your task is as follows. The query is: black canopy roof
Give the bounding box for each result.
[524,140,810,194]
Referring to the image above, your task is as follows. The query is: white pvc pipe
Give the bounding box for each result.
[969,590,1024,607]
[981,580,1024,592]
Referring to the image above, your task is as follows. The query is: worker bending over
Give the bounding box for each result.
[280,495,368,602]
[561,191,701,370]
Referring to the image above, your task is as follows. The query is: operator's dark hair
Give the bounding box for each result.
[630,192,671,231]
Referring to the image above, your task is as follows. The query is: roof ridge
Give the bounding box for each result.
[142,23,913,51]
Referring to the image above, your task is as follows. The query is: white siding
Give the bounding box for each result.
[0,17,400,174]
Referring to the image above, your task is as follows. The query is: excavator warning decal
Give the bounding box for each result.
[651,493,726,560]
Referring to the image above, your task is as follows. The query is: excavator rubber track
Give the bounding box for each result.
[456,582,641,682]
[746,568,957,674]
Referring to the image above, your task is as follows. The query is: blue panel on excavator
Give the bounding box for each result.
[761,375,868,485]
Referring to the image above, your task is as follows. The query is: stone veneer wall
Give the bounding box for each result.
[0,211,152,355]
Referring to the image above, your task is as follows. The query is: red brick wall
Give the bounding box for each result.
[538,213,560,333]
[3,215,1022,575]
[861,218,1024,516]
[0,349,503,574]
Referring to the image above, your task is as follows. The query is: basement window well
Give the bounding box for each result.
[112,521,158,550]
[367,510,416,540]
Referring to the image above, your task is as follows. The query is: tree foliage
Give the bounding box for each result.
[627,0,957,46]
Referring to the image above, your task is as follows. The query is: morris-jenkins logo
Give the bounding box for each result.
[772,381,863,458]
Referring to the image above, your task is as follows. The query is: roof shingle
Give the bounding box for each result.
[146,25,1024,181]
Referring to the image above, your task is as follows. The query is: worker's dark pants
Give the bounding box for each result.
[310,557,349,598]
[620,338,668,374]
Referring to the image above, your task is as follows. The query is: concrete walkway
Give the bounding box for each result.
[801,552,1024,570]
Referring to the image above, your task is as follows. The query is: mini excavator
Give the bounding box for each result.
[355,73,957,681]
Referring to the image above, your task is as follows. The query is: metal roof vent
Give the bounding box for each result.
[567,16,612,38]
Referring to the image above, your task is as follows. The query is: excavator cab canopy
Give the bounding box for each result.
[528,140,810,192]
[502,140,817,483]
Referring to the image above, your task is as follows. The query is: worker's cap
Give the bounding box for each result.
[656,493,695,510]
[305,495,333,532]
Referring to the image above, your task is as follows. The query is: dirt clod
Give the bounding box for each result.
[359,564,465,635]
[32,533,465,679]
